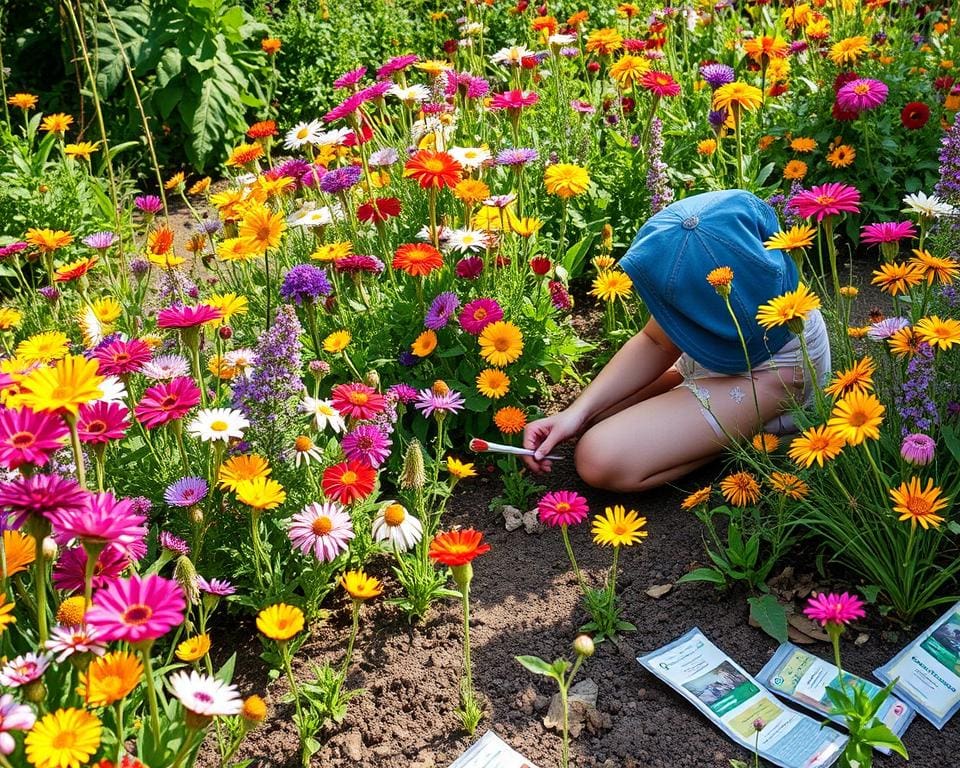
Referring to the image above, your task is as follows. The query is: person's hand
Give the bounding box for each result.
[522,409,586,474]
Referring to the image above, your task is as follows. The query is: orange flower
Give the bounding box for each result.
[54,257,98,282]
[403,150,462,189]
[4,529,35,577]
[428,528,490,567]
[147,226,175,256]
[26,228,73,253]
[261,37,282,55]
[226,143,264,167]
[493,406,527,434]
[743,35,789,66]
[393,243,443,276]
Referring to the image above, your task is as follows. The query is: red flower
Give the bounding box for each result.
[529,256,552,275]
[321,460,376,504]
[489,90,540,112]
[357,197,402,224]
[247,120,277,139]
[639,70,681,98]
[404,150,462,190]
[330,382,386,420]
[393,243,444,277]
[428,528,491,567]
[901,101,930,130]
[833,71,859,92]
[832,99,859,122]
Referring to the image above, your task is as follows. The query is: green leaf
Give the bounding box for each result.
[860,724,909,758]
[748,594,788,643]
[515,655,560,680]
[942,424,960,464]
[676,567,727,586]
[561,235,594,279]
[215,652,237,683]
[859,585,882,604]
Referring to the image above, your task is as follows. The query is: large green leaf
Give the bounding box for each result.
[748,595,788,644]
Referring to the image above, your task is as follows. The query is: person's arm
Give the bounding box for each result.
[522,317,681,471]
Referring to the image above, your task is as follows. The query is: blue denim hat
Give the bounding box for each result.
[619,190,798,375]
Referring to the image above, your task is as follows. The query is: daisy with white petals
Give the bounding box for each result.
[169,670,243,720]
[371,500,423,553]
[902,191,956,220]
[446,228,489,253]
[288,501,354,562]
[388,83,431,106]
[187,408,250,443]
[301,397,346,433]
[448,146,492,170]
[284,120,324,150]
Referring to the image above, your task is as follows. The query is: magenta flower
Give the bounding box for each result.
[157,303,223,329]
[323,92,366,123]
[92,338,152,376]
[334,66,367,90]
[376,54,418,79]
[53,545,129,593]
[76,401,130,444]
[0,407,68,470]
[134,195,163,214]
[901,433,935,466]
[0,242,28,259]
[197,576,235,596]
[789,183,862,222]
[85,573,186,643]
[489,90,539,112]
[330,382,386,420]
[836,78,888,112]
[0,694,36,753]
[388,383,418,404]
[288,501,355,562]
[538,490,590,527]
[341,423,392,467]
[0,653,49,687]
[160,531,190,556]
[0,474,88,530]
[860,221,917,244]
[135,376,202,429]
[456,256,484,279]
[52,492,148,559]
[803,591,865,628]
[414,387,465,418]
[460,298,503,335]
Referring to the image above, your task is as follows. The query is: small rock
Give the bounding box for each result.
[410,750,436,768]
[502,505,523,531]
[855,632,870,646]
[544,678,599,736]
[534,694,551,712]
[515,685,537,715]
[523,507,545,534]
[645,583,673,599]
[343,732,363,762]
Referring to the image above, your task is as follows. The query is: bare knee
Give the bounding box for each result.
[574,432,641,492]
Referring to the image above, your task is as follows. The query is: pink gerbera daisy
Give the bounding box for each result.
[789,183,862,222]
[639,70,681,97]
[156,304,223,329]
[0,407,68,470]
[92,338,152,376]
[85,573,186,643]
[538,490,590,527]
[135,376,202,429]
[0,474,88,530]
[341,424,392,468]
[45,624,107,662]
[288,501,355,562]
[334,66,367,90]
[0,653,50,687]
[52,492,148,560]
[835,78,888,112]
[330,382,386,420]
[803,591,865,628]
[77,401,130,444]
[489,89,540,112]
[860,221,917,244]
[459,298,503,335]
[53,544,130,593]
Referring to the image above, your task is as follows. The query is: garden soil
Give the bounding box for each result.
[170,203,955,767]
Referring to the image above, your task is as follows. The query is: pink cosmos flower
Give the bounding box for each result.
[77,401,130,444]
[45,624,107,662]
[0,407,68,470]
[459,298,503,335]
[803,591,865,628]
[135,376,202,429]
[0,694,36,754]
[0,474,88,530]
[860,221,917,244]
[330,382,387,420]
[901,433,935,466]
[489,90,539,112]
[835,78,888,112]
[52,492,148,559]
[789,183,861,222]
[169,670,243,718]
[53,545,130,593]
[157,304,222,329]
[377,54,419,80]
[288,501,355,562]
[538,490,590,527]
[92,338,152,376]
[85,573,186,643]
[0,653,50,687]
[341,424,392,468]
[323,92,366,123]
[414,387,465,417]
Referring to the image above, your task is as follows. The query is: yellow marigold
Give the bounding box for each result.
[871,262,925,296]
[227,143,264,167]
[590,270,633,302]
[591,505,647,546]
[764,224,816,251]
[340,569,383,601]
[476,368,510,399]
[8,93,38,110]
[680,486,712,510]
[719,471,761,507]
[890,477,948,530]
[26,228,73,253]
[323,329,352,354]
[0,307,23,331]
[752,433,780,453]
[829,36,870,65]
[713,82,763,119]
[236,477,286,510]
[827,391,885,446]
[446,456,477,479]
[5,529,36,579]
[609,55,651,89]
[585,27,623,56]
[453,178,490,205]
[64,141,99,161]
[56,595,87,627]
[189,177,212,196]
[478,321,524,367]
[91,297,122,324]
[910,249,959,285]
[239,204,286,253]
[219,453,271,491]
[743,35,789,65]
[823,357,875,398]
[411,329,438,357]
[216,237,257,263]
[78,650,142,706]
[914,315,960,350]
[697,138,717,156]
[826,144,856,168]
[176,633,212,662]
[543,163,590,198]
[256,603,304,641]
[310,241,353,262]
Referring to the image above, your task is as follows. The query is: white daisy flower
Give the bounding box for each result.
[445,228,488,253]
[491,45,530,66]
[902,191,956,219]
[459,21,483,36]
[448,146,491,170]
[301,397,345,433]
[286,202,317,227]
[224,348,256,376]
[95,375,128,405]
[292,434,324,467]
[284,119,323,150]
[548,33,577,47]
[314,127,352,147]
[169,670,243,718]
[416,224,451,244]
[371,501,423,553]
[388,84,431,105]
[187,408,250,443]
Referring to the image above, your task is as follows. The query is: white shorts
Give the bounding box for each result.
[673,310,831,438]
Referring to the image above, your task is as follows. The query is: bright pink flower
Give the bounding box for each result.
[0,474,88,530]
[803,591,865,627]
[0,407,68,470]
[538,490,590,527]
[0,653,49,687]
[52,492,148,559]
[92,338,152,376]
[835,78,888,112]
[0,693,36,753]
[53,545,130,593]
[334,66,367,90]
[860,221,917,244]
[901,433,935,466]
[640,70,681,97]
[341,424,392,468]
[789,183,861,222]
[323,92,366,123]
[85,573,186,643]
[330,382,386,420]
[459,298,503,335]
[489,90,539,111]
[77,401,130,444]
[135,377,201,429]
[156,304,222,329]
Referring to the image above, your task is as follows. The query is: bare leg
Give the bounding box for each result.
[584,367,683,427]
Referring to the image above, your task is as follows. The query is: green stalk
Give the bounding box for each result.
[339,600,360,684]
[139,642,163,752]
[114,700,125,768]
[64,413,87,488]
[560,524,585,592]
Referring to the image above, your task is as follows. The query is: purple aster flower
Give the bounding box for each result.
[129,258,150,278]
[414,387,465,418]
[901,433,935,466]
[377,54,418,79]
[789,40,808,54]
[160,531,190,556]
[425,291,460,330]
[497,148,539,166]
[699,63,735,88]
[341,424,392,468]
[134,195,163,214]
[320,165,363,194]
[388,383,418,404]
[398,351,419,367]
[164,477,208,507]
[275,157,311,180]
[279,264,332,304]
[197,576,236,596]
[0,242,28,259]
[936,111,960,204]
[82,231,116,250]
[559,46,579,58]
[368,147,399,167]
[708,108,728,131]
[195,219,222,236]
[141,354,191,381]
[868,316,910,340]
[38,286,60,301]
[334,66,367,90]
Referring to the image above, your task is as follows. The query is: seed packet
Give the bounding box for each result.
[874,599,960,729]
[448,731,539,768]
[638,628,846,768]
[758,643,915,753]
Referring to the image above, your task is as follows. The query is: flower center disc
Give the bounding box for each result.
[384,504,406,526]
[122,603,154,626]
[907,498,931,516]
[340,471,358,485]
[311,516,333,535]
[348,392,368,405]
[10,431,35,448]
[210,420,229,432]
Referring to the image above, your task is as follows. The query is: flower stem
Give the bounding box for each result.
[560,525,585,593]
[139,642,163,752]
[340,600,360,684]
[114,700,125,767]
[64,413,87,489]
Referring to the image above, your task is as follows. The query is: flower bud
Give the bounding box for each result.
[218,325,233,340]
[400,440,426,490]
[432,380,449,397]
[242,694,268,727]
[23,680,46,703]
[189,506,204,525]
[573,634,595,657]
[175,555,200,605]
[365,369,381,391]
[42,536,58,561]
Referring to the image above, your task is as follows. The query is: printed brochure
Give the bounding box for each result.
[638,628,847,768]
[448,731,539,768]
[875,599,960,729]
[758,642,915,753]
